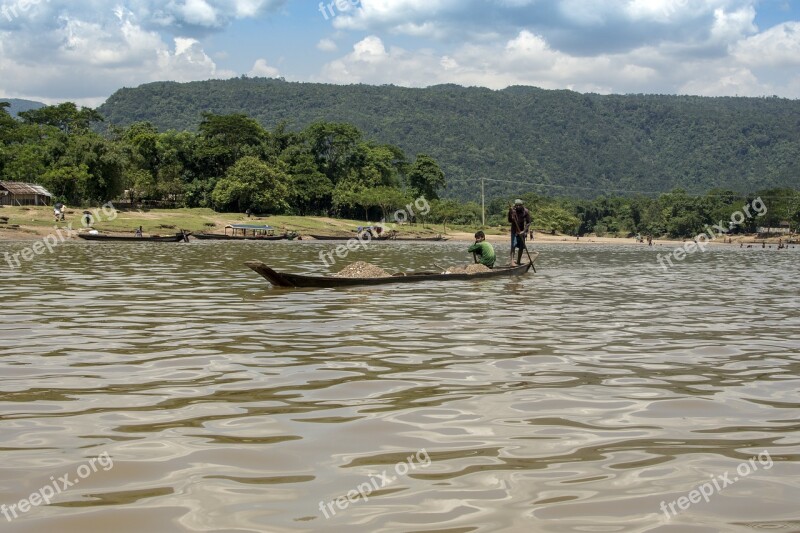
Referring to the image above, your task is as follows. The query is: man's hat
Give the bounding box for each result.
[514,199,524,206]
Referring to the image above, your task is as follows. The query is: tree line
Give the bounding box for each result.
[97,77,800,201]
[486,189,800,238]
[2,101,798,238]
[0,102,446,219]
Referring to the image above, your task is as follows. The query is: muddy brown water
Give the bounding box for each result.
[1,240,799,532]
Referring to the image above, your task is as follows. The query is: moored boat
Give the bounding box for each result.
[193,233,290,241]
[309,234,355,240]
[245,253,538,288]
[77,232,189,242]
[386,236,449,242]
[309,233,447,242]
[193,224,300,241]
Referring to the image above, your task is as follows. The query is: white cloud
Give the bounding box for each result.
[320,26,800,98]
[248,58,280,77]
[709,5,757,43]
[147,0,286,29]
[317,38,338,52]
[678,66,769,96]
[733,21,800,67]
[2,0,799,104]
[0,6,234,103]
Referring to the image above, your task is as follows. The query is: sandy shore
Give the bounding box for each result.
[444,230,797,247]
[0,206,795,246]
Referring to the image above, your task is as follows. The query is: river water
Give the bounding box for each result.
[1,240,798,533]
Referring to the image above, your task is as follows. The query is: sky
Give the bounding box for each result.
[0,0,798,107]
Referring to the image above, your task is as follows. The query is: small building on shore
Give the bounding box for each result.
[757,221,792,235]
[0,181,53,206]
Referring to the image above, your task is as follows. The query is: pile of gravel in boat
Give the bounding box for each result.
[446,264,491,274]
[336,261,391,278]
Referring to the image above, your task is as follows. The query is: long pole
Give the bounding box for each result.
[481,177,485,228]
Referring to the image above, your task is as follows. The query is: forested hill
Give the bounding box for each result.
[1,98,46,118]
[97,78,800,200]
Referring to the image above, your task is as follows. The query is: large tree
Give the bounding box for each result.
[196,113,269,179]
[407,154,445,201]
[18,102,103,134]
[211,156,290,213]
[305,122,362,186]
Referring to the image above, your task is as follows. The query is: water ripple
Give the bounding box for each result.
[0,241,798,532]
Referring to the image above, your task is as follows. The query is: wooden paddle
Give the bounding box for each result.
[522,238,537,273]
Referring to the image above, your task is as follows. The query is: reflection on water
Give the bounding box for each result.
[1,241,799,532]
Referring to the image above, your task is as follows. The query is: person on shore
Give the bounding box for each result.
[134,226,143,237]
[53,203,65,222]
[508,199,531,266]
[468,231,496,268]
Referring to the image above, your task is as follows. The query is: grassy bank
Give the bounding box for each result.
[2,206,794,246]
[0,206,466,240]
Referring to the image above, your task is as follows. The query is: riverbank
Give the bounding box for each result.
[0,206,795,246]
[0,206,451,241]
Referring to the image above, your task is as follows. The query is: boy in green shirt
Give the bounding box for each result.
[468,231,496,268]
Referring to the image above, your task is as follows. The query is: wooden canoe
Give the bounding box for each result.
[309,234,447,242]
[245,255,538,288]
[78,232,189,242]
[193,233,289,241]
[309,234,355,240]
[385,236,449,242]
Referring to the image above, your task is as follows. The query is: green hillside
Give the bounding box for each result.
[0,98,46,119]
[97,78,800,201]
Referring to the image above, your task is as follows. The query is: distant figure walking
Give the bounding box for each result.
[135,226,143,238]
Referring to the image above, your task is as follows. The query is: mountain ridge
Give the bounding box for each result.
[96,78,800,200]
[0,98,47,119]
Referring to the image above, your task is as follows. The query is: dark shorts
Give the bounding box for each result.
[511,231,526,250]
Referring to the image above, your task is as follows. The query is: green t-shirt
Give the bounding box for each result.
[468,241,496,267]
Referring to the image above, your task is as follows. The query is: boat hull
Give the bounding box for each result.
[77,233,187,242]
[245,255,538,288]
[193,233,288,241]
[308,234,355,240]
[309,234,447,242]
[386,237,448,242]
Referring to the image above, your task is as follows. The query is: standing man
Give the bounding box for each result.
[508,199,531,266]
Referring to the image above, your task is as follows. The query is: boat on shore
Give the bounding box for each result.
[309,233,448,242]
[387,236,448,242]
[194,224,297,241]
[308,234,354,240]
[245,254,538,288]
[78,232,189,242]
[193,233,294,241]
